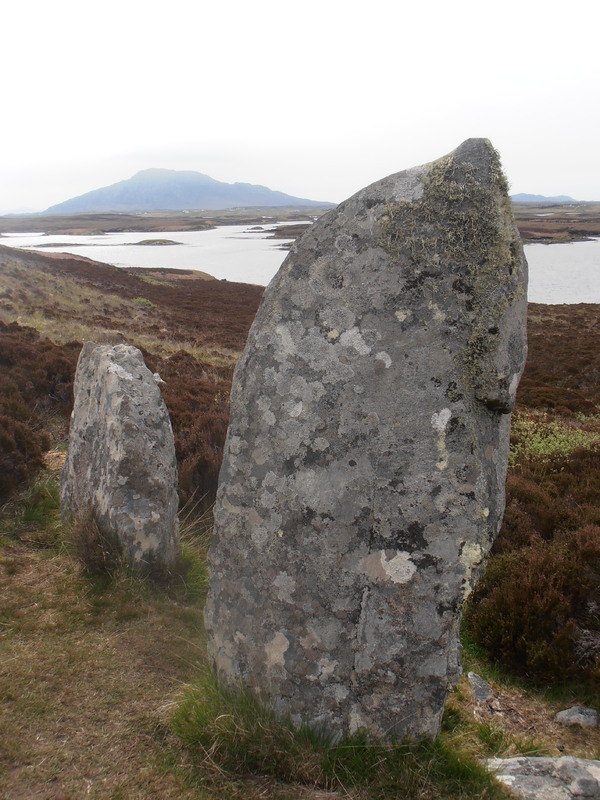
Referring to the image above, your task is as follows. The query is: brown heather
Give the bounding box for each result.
[465,303,600,688]
[0,320,78,500]
[0,244,263,508]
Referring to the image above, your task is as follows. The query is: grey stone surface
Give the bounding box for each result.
[61,342,179,566]
[468,671,493,703]
[555,707,599,728]
[205,139,528,739]
[487,757,600,799]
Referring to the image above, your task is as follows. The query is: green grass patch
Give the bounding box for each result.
[0,467,63,548]
[509,410,600,469]
[61,498,211,611]
[175,503,212,605]
[133,296,156,308]
[172,669,511,798]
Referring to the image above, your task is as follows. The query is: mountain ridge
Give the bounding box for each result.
[44,168,334,214]
[511,192,577,204]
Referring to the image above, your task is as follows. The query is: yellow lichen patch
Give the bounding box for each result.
[428,300,446,322]
[460,542,484,595]
[264,631,289,669]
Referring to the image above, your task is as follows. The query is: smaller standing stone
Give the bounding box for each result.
[555,706,599,728]
[61,342,179,566]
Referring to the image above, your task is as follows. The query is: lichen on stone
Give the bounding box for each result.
[379,141,527,413]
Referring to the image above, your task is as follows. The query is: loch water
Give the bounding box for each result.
[2,225,599,303]
[523,238,600,303]
[0,224,298,287]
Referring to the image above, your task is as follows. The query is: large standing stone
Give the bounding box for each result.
[204,139,528,739]
[61,342,179,566]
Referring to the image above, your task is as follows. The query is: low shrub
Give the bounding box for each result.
[147,349,233,509]
[464,526,600,685]
[509,411,600,469]
[132,296,155,308]
[0,414,47,500]
[466,303,600,690]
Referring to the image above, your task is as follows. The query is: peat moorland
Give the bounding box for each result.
[1,231,600,798]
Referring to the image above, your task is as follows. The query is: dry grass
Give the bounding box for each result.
[0,528,352,800]
[0,544,209,798]
[0,452,209,798]
[0,456,344,800]
[445,667,600,764]
[0,245,263,360]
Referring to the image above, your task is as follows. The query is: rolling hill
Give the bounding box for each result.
[44,169,334,214]
[511,193,576,204]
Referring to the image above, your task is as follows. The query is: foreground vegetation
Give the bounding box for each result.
[464,304,600,690]
[1,244,600,797]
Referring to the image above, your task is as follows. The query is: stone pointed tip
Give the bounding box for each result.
[449,138,508,193]
[454,137,494,154]
[452,138,501,170]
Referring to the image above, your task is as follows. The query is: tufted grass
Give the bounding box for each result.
[172,668,511,799]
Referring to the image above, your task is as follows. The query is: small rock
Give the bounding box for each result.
[487,756,600,799]
[467,671,492,702]
[555,706,598,728]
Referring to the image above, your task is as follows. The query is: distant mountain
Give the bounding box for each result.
[0,207,40,216]
[43,169,333,214]
[511,193,577,204]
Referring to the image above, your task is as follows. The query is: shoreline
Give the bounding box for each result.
[1,202,600,244]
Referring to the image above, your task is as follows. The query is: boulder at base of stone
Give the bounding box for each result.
[555,706,599,728]
[468,671,493,703]
[487,756,600,799]
[61,342,179,567]
[204,139,528,740]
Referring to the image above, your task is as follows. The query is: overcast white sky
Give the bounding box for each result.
[1,0,598,213]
